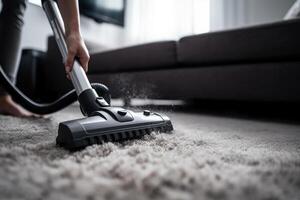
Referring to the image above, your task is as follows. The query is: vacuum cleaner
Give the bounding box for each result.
[0,0,173,150]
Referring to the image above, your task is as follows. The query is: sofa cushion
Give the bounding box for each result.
[88,41,177,74]
[178,19,300,66]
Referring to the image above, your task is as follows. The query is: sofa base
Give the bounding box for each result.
[86,62,300,102]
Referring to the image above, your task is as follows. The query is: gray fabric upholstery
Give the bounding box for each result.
[89,62,300,101]
[41,19,300,102]
[178,19,300,66]
[88,41,177,74]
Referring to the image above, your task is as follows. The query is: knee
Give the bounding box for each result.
[1,0,28,26]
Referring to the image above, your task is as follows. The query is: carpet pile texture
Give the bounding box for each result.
[0,105,299,200]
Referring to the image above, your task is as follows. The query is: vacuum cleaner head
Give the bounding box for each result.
[57,109,173,150]
[42,0,174,151]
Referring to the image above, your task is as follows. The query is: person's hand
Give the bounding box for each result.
[65,33,90,77]
[57,0,89,77]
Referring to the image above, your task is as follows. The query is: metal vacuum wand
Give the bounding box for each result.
[42,0,92,96]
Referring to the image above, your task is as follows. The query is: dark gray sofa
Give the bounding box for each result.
[37,18,300,102]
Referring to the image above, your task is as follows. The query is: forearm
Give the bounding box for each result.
[55,0,89,73]
[57,0,81,36]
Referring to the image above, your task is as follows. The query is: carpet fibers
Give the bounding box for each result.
[0,105,300,200]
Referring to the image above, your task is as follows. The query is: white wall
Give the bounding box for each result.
[21,4,52,51]
[21,3,124,51]
[80,16,126,49]
[21,0,298,51]
[247,0,295,24]
[22,1,210,51]
[210,0,296,31]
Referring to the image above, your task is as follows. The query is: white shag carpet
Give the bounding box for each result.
[0,105,300,200]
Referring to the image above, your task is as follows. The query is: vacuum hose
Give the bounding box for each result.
[0,65,110,115]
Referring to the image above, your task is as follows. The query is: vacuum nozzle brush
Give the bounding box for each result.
[57,109,173,150]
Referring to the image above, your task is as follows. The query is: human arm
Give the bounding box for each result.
[57,0,89,74]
